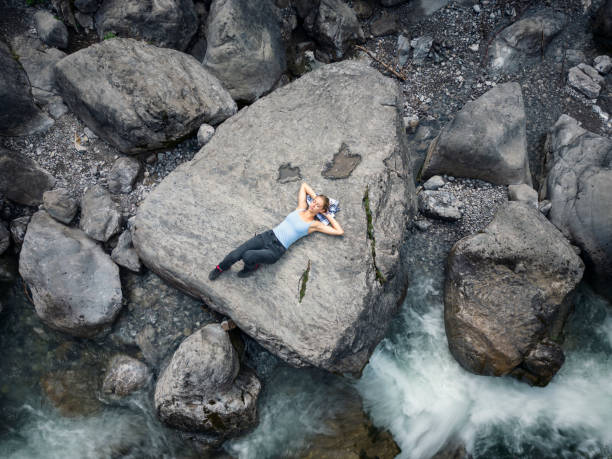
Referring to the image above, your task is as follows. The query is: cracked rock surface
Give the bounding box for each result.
[134,60,416,375]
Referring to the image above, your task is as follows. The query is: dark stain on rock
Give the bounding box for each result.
[322,143,362,179]
[298,259,311,303]
[277,163,302,183]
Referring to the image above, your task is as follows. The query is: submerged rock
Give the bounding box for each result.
[41,368,102,417]
[154,325,261,437]
[19,211,122,338]
[542,115,612,301]
[203,0,287,103]
[134,60,415,375]
[95,0,198,51]
[420,82,532,186]
[102,354,151,400]
[55,38,237,154]
[0,147,55,206]
[445,202,584,386]
[0,41,54,136]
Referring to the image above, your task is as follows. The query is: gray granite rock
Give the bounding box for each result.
[111,230,141,272]
[43,188,78,224]
[0,148,55,206]
[422,175,445,191]
[418,190,462,221]
[197,123,215,147]
[578,63,605,85]
[154,324,261,437]
[594,55,612,74]
[80,185,121,242]
[445,202,584,386]
[489,9,566,72]
[568,66,601,99]
[133,60,415,375]
[421,83,532,186]
[0,41,54,136]
[203,0,287,103]
[102,354,151,400]
[302,0,365,60]
[542,115,612,301]
[508,183,538,208]
[95,0,198,51]
[370,13,397,37]
[9,216,30,252]
[411,36,433,64]
[19,211,123,337]
[34,11,68,49]
[108,156,141,194]
[55,38,237,154]
[397,34,410,66]
[0,223,10,255]
[10,36,66,97]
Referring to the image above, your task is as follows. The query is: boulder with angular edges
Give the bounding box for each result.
[133,60,415,375]
[19,211,122,337]
[55,38,237,154]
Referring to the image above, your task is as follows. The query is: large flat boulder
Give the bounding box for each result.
[54,38,237,154]
[0,147,55,206]
[0,41,53,136]
[420,82,532,186]
[95,0,198,51]
[203,0,287,103]
[542,115,612,301]
[133,60,415,375]
[19,211,123,338]
[445,202,584,386]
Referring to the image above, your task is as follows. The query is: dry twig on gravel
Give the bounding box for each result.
[355,45,408,81]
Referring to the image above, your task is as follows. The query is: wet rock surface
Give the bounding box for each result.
[445,202,584,386]
[154,324,261,438]
[101,354,151,400]
[203,0,287,103]
[542,114,612,301]
[19,211,123,338]
[95,0,198,51]
[109,270,221,369]
[55,38,237,154]
[134,60,415,375]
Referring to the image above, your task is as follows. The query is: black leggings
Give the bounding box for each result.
[218,230,286,271]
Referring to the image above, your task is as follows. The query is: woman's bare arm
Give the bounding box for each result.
[311,214,344,236]
[297,182,317,209]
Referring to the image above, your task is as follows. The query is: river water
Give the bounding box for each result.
[1,250,611,458]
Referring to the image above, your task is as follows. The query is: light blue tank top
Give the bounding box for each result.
[273,210,313,249]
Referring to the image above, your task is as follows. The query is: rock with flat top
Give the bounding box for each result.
[133,60,416,375]
[568,66,601,99]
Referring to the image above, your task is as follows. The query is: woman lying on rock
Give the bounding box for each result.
[209,182,344,279]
